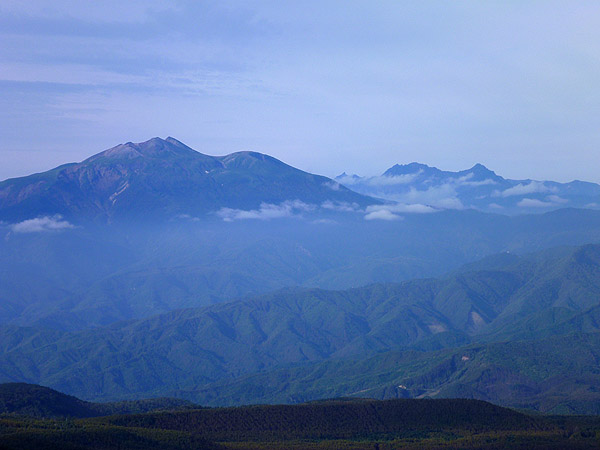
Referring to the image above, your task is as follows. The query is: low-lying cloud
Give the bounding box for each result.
[323,181,342,191]
[11,215,75,233]
[363,202,437,220]
[217,200,314,221]
[336,171,423,187]
[321,200,360,212]
[366,203,436,215]
[364,209,403,221]
[494,181,556,198]
[517,198,554,208]
[216,198,440,222]
[518,195,569,208]
[386,185,465,210]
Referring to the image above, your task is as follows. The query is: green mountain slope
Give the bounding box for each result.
[187,333,600,414]
[1,244,600,412]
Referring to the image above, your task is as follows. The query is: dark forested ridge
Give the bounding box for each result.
[2,392,600,449]
[0,383,196,418]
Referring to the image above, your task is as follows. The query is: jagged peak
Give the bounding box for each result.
[383,162,437,177]
[468,163,494,174]
[336,172,362,180]
[460,163,502,180]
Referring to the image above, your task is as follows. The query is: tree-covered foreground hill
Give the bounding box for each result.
[1,386,599,449]
[0,383,196,419]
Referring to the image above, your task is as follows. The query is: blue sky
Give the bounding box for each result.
[1,1,599,182]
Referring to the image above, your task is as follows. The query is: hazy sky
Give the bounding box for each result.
[1,1,599,182]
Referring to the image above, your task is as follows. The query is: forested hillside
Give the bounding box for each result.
[1,244,600,412]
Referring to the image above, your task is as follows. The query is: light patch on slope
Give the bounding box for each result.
[428,324,447,333]
[109,182,129,204]
[470,311,486,329]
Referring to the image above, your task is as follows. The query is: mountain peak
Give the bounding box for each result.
[85,137,200,163]
[383,162,436,177]
[220,151,288,170]
[335,171,359,178]
[462,163,501,181]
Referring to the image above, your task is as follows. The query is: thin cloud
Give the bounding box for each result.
[366,203,436,215]
[321,200,360,212]
[338,171,423,188]
[517,198,554,208]
[388,185,465,210]
[323,181,341,191]
[11,215,75,233]
[494,181,556,198]
[368,172,424,186]
[364,209,402,221]
[546,194,568,204]
[216,200,314,221]
[459,178,497,187]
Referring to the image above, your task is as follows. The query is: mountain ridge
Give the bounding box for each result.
[338,161,600,214]
[0,137,375,223]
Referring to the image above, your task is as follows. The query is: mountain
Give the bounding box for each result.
[337,162,600,214]
[0,137,375,223]
[2,244,600,412]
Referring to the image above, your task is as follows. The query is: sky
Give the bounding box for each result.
[1,1,599,182]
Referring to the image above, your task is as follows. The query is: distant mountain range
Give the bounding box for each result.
[2,137,600,226]
[2,243,600,413]
[337,162,600,214]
